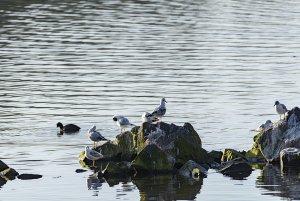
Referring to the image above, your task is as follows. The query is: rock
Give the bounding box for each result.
[131,144,174,174]
[0,160,19,180]
[94,141,121,160]
[115,131,136,161]
[136,122,207,169]
[178,160,207,179]
[221,149,247,162]
[75,169,87,173]
[280,147,300,168]
[103,161,131,178]
[17,174,42,180]
[219,157,252,179]
[207,150,223,163]
[247,107,300,162]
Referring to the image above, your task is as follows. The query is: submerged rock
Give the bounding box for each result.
[280,147,300,168]
[219,158,252,179]
[178,160,207,179]
[17,174,42,180]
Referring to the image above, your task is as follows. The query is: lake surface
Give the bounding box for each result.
[1,0,300,200]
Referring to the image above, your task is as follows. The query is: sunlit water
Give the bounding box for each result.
[1,0,300,200]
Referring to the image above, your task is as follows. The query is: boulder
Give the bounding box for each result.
[247,107,300,162]
[178,160,207,179]
[219,157,252,179]
[115,131,136,161]
[131,144,174,174]
[280,147,300,168]
[136,122,206,168]
[103,161,131,178]
[221,149,247,162]
[0,160,19,180]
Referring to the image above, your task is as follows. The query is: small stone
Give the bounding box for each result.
[17,174,42,180]
[75,169,87,173]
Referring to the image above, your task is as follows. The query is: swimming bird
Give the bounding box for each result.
[251,120,273,132]
[151,98,167,122]
[274,101,288,120]
[112,115,135,133]
[56,122,80,134]
[85,146,103,167]
[141,112,159,123]
[87,125,107,148]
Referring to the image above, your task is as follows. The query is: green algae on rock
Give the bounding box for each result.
[131,144,174,174]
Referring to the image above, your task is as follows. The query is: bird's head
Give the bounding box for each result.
[112,116,118,122]
[162,97,167,103]
[56,122,63,129]
[274,101,279,106]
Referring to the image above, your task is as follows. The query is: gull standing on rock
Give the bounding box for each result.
[113,115,135,133]
[274,101,288,120]
[87,125,107,148]
[152,98,167,122]
[141,112,159,123]
[85,146,103,167]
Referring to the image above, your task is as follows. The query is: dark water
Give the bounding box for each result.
[1,0,300,200]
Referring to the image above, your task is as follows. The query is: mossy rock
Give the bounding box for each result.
[131,144,174,174]
[245,131,267,160]
[95,141,121,160]
[0,160,19,180]
[136,122,158,153]
[207,150,223,163]
[103,161,131,178]
[178,160,207,178]
[221,149,247,162]
[116,131,137,161]
[174,136,207,167]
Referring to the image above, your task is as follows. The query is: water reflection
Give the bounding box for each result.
[133,174,203,201]
[256,165,300,200]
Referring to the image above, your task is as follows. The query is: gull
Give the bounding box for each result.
[113,115,135,133]
[274,101,288,120]
[85,146,103,167]
[141,112,159,123]
[87,125,107,148]
[151,98,167,122]
[251,120,273,132]
[56,122,80,134]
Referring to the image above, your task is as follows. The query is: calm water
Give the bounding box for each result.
[1,0,300,200]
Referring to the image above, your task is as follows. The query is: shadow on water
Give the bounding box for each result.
[256,164,300,200]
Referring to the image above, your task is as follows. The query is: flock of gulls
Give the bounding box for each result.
[56,98,288,167]
[56,98,167,167]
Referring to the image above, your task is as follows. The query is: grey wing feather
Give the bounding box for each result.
[119,117,130,126]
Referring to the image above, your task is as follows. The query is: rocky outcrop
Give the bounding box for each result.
[247,107,300,162]
[80,122,208,177]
